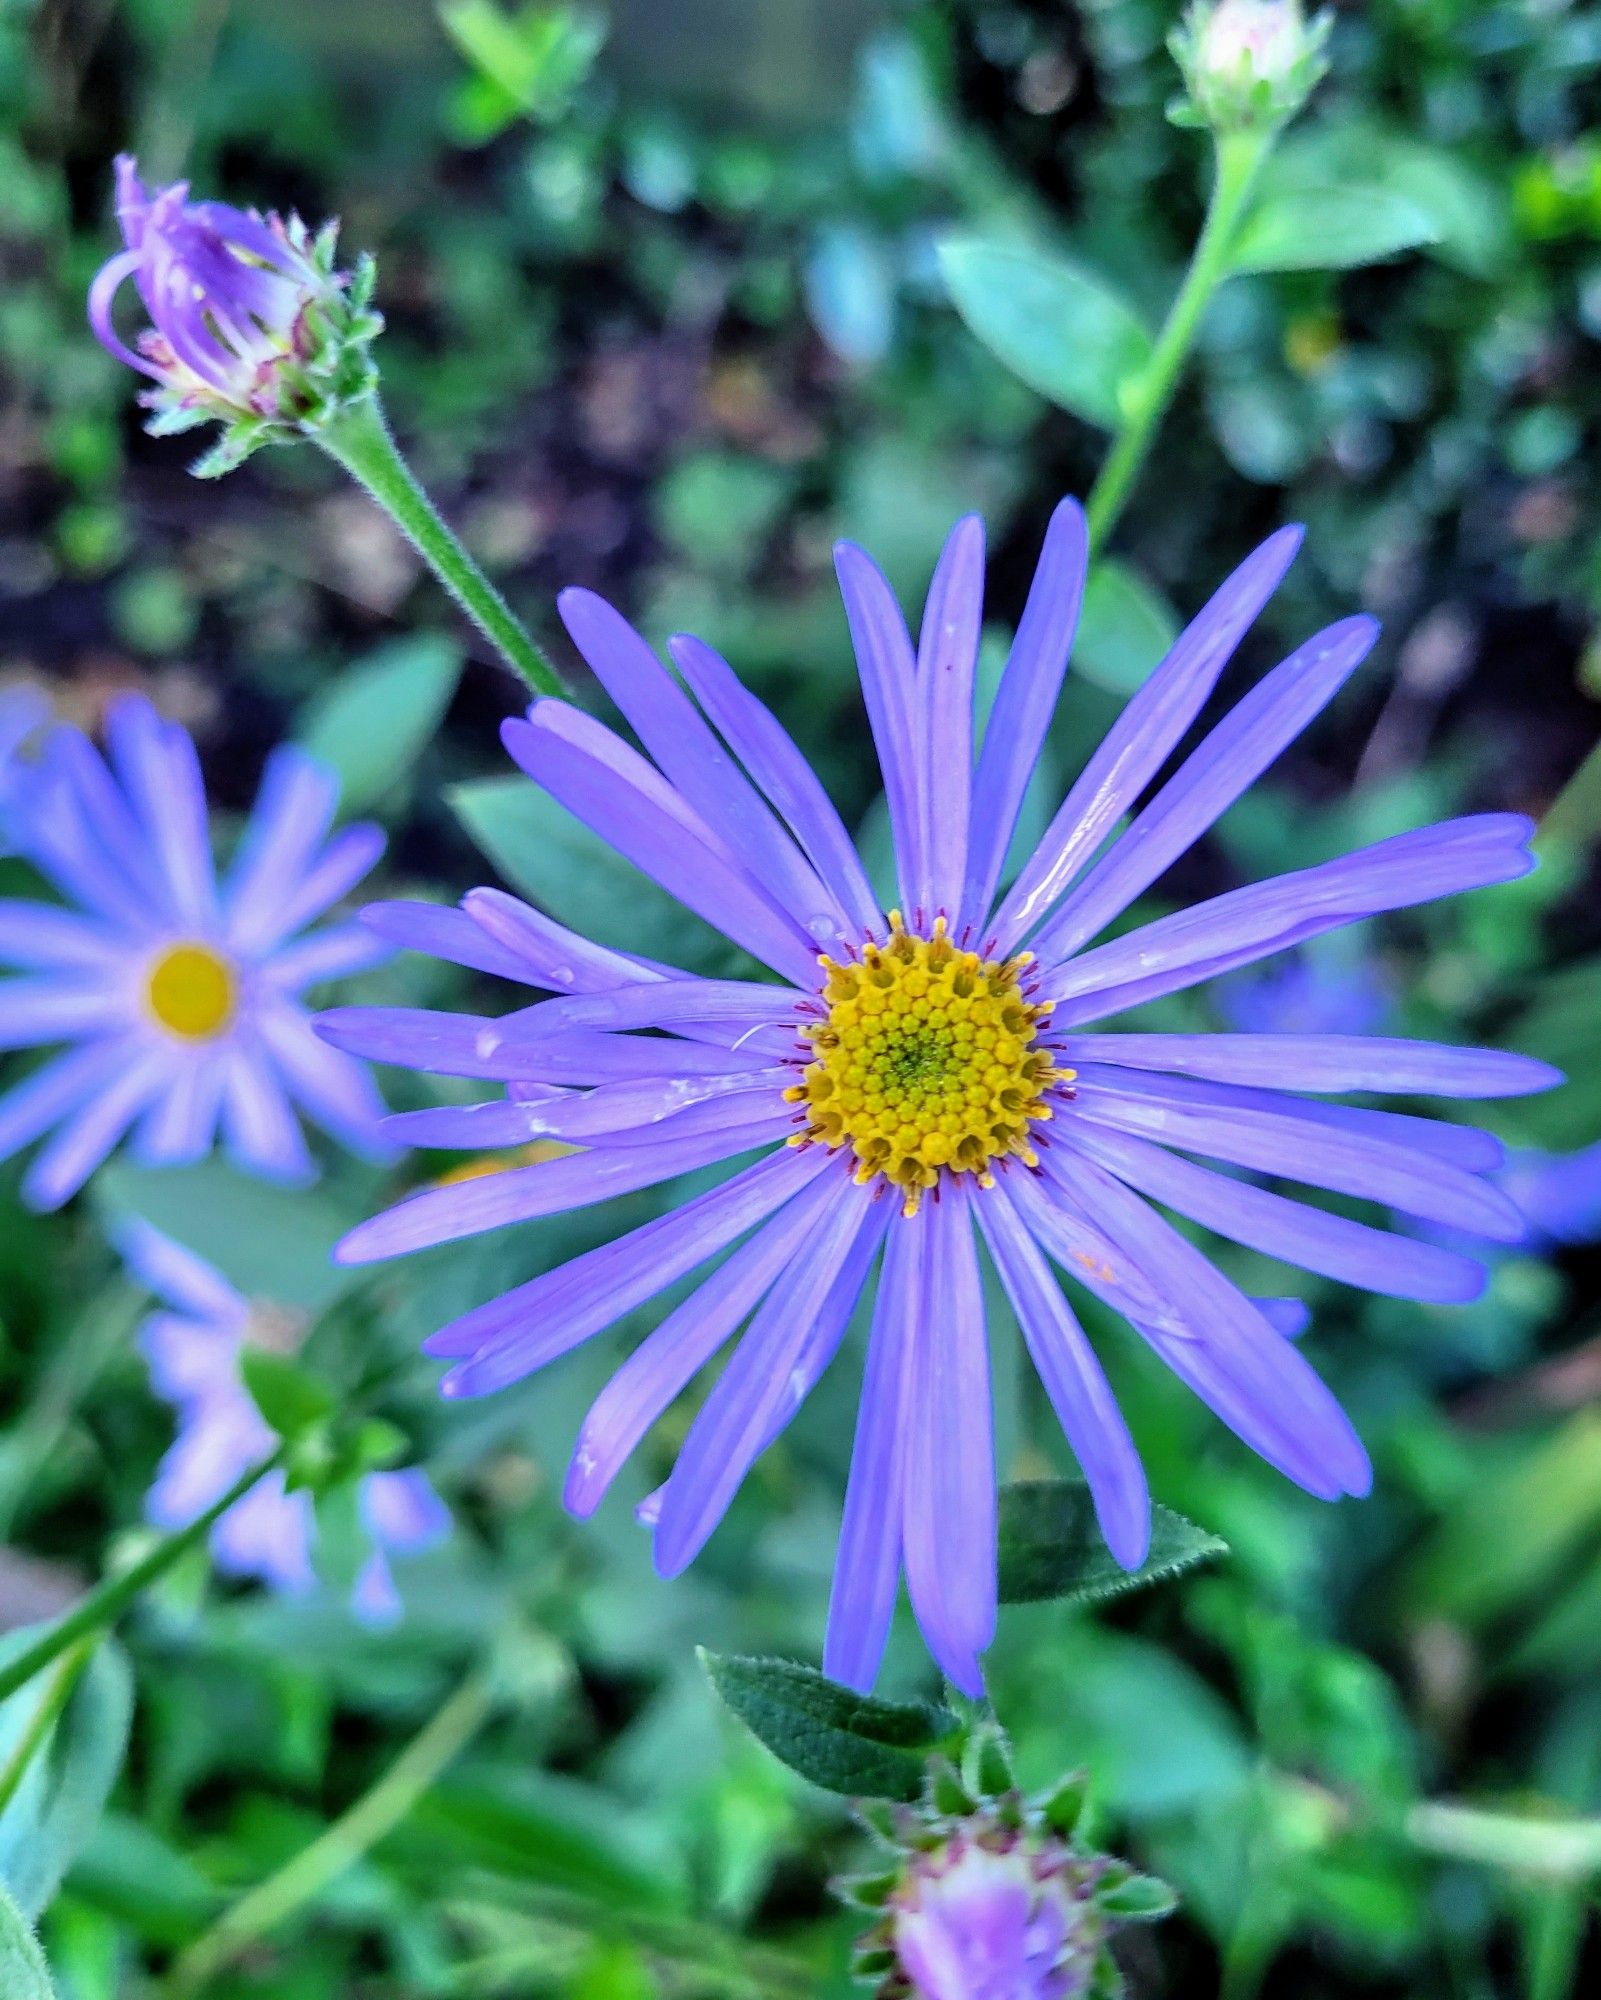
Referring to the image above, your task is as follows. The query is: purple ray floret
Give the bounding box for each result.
[117,1217,448,1620]
[316,501,1557,1695]
[0,692,393,1207]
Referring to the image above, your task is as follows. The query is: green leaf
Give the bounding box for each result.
[240,1350,336,1444]
[296,634,464,815]
[700,1651,957,1802]
[938,237,1152,430]
[0,1635,133,1918]
[0,1881,55,1999]
[1073,560,1179,696]
[1230,186,1440,273]
[996,1480,1226,1608]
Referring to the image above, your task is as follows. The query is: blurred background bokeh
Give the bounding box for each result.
[3,1,1601,1995]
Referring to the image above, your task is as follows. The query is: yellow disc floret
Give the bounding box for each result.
[143,942,237,1041]
[787,915,1073,1214]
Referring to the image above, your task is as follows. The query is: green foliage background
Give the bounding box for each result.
[2,0,1600,1994]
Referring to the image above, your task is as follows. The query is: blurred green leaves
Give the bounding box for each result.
[440,1,606,142]
[0,1883,55,2000]
[296,634,464,816]
[1229,186,1440,274]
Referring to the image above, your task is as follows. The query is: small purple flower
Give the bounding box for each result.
[120,1217,449,1619]
[891,1840,1097,2000]
[0,686,49,851]
[1500,1140,1601,1248]
[0,692,393,1208]
[317,502,1557,1694]
[89,158,380,473]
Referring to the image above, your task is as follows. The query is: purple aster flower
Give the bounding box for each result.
[317,502,1556,1694]
[0,692,394,1209]
[88,157,380,472]
[0,685,49,851]
[120,1216,449,1619]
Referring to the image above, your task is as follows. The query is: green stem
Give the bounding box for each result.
[318,397,561,697]
[0,1639,95,1814]
[167,1665,496,1995]
[1084,127,1273,558]
[0,1446,288,1707]
[1406,1799,1601,1880]
[0,1285,143,1541]
[1535,730,1601,857]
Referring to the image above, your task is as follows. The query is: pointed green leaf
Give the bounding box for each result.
[1096,1869,1179,1919]
[700,1651,958,1802]
[240,1349,336,1444]
[296,634,464,815]
[0,1634,132,1917]
[1073,560,1179,696]
[997,1480,1226,1607]
[938,237,1152,429]
[0,1881,55,1999]
[1230,186,1439,274]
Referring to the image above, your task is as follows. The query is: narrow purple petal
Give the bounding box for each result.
[0,903,124,972]
[1031,615,1378,963]
[975,1189,1150,1569]
[263,922,392,990]
[1068,1064,1524,1241]
[360,900,537,983]
[316,1005,769,1083]
[0,1040,134,1164]
[960,497,1087,930]
[1066,1120,1486,1303]
[670,633,881,935]
[383,1096,561,1150]
[503,705,819,986]
[653,1180,870,1576]
[1256,1298,1311,1338]
[256,1005,396,1159]
[433,1148,833,1387]
[834,541,923,913]
[219,1051,315,1185]
[223,747,341,951]
[0,979,126,1051]
[558,590,850,946]
[1048,815,1537,1021]
[901,1187,996,1697]
[132,1055,226,1167]
[914,514,984,917]
[252,822,385,950]
[105,696,217,928]
[992,525,1304,951]
[501,980,797,1038]
[21,1047,170,1209]
[337,1116,790,1264]
[565,1167,846,1516]
[116,1216,244,1322]
[1065,1034,1563,1099]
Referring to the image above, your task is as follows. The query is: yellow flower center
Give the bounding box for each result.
[143,942,237,1041]
[787,916,1073,1214]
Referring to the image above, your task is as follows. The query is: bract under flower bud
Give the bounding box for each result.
[88,156,383,475]
[1169,0,1331,135]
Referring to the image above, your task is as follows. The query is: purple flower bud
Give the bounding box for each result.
[88,157,382,474]
[890,1831,1108,2000]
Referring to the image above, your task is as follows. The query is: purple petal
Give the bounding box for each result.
[652,1179,872,1576]
[0,978,125,1051]
[1031,615,1378,963]
[383,1094,563,1150]
[1067,1120,1486,1304]
[361,1467,451,1551]
[1048,815,1537,1021]
[256,1004,396,1159]
[254,822,386,950]
[670,633,881,935]
[132,1054,227,1167]
[1064,1033,1562,1099]
[219,1050,315,1185]
[961,498,1087,931]
[975,1189,1150,1569]
[0,902,126,971]
[434,1147,833,1389]
[117,1215,244,1322]
[501,980,798,1038]
[21,1046,170,1209]
[105,696,218,929]
[901,1188,995,1698]
[565,1166,846,1515]
[914,514,984,918]
[263,922,392,990]
[0,1039,135,1165]
[992,525,1304,952]
[223,747,341,952]
[337,1116,791,1264]
[502,705,819,986]
[558,590,850,946]
[359,899,538,983]
[834,540,923,913]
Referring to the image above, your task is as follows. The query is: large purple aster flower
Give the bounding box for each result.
[0,693,393,1208]
[120,1217,449,1620]
[318,502,1555,1694]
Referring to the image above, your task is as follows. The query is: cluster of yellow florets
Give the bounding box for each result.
[787,916,1069,1214]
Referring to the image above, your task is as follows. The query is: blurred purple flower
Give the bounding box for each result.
[0,692,393,1209]
[317,502,1556,1694]
[0,686,49,852]
[1500,1139,1601,1249]
[1219,952,1390,1038]
[892,1840,1097,2000]
[120,1217,448,1619]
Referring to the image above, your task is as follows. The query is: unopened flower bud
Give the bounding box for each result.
[839,1732,1174,1999]
[1170,0,1331,136]
[88,156,383,475]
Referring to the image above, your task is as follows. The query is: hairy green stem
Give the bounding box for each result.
[0,1639,95,1814]
[318,398,561,696]
[1084,127,1272,557]
[0,1446,288,1706]
[167,1665,497,1995]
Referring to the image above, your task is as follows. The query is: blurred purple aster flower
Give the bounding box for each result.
[0,685,49,852]
[119,1216,449,1620]
[1219,950,1390,1037]
[317,501,1557,1694]
[0,692,394,1209]
[1499,1139,1601,1249]
[88,157,381,474]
